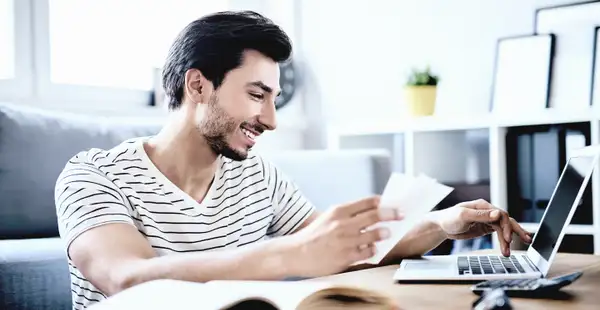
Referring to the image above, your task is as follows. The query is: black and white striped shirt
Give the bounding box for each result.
[54,137,315,309]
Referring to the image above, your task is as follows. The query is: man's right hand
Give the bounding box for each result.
[286,196,403,277]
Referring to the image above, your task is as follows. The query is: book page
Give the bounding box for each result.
[205,281,394,310]
[89,279,334,310]
[356,173,453,265]
[207,280,334,309]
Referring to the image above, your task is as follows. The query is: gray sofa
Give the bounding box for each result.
[0,102,392,310]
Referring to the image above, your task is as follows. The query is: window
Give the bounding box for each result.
[47,0,229,90]
[0,0,15,80]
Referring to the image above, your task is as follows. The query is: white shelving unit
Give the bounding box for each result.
[326,107,600,255]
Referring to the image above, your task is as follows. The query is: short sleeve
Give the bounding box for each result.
[54,160,135,251]
[259,157,316,237]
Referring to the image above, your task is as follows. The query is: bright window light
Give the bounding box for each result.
[48,0,229,90]
[0,0,15,80]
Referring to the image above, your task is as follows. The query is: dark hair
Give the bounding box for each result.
[162,10,293,110]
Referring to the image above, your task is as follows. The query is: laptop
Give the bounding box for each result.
[393,145,600,282]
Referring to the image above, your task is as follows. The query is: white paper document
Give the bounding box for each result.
[355,173,454,265]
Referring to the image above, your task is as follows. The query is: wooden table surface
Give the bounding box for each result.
[307,251,600,309]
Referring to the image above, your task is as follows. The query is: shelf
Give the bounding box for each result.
[331,107,598,136]
[330,115,492,135]
[520,223,596,235]
[330,115,491,136]
[492,107,595,128]
[330,105,600,255]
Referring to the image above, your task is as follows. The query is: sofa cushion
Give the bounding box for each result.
[261,149,391,211]
[0,103,163,239]
[0,237,71,310]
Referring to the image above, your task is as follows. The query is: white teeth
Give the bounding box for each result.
[241,128,256,140]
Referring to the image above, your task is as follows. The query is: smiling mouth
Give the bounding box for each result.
[241,127,257,140]
[240,123,264,145]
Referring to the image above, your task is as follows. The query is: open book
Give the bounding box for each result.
[90,279,398,310]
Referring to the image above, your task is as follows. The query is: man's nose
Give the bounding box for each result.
[258,99,277,131]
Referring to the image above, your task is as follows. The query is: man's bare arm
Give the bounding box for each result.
[379,217,446,265]
[367,199,532,266]
[343,216,445,272]
[69,223,299,297]
[294,209,444,270]
[69,197,399,297]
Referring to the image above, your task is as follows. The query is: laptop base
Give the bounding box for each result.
[393,254,542,283]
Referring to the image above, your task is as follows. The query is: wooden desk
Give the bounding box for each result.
[307,252,600,309]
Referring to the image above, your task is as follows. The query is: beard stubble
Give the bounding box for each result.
[197,94,249,161]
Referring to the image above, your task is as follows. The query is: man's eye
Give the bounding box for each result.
[250,93,264,100]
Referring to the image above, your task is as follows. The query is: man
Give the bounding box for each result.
[55,10,531,309]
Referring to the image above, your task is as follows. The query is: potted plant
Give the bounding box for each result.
[404,66,439,117]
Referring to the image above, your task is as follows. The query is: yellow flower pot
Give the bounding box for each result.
[404,85,437,117]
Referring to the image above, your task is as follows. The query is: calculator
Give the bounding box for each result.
[470,271,582,297]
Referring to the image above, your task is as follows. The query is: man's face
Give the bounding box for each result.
[195,50,281,161]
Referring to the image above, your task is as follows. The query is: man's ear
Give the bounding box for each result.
[184,68,210,105]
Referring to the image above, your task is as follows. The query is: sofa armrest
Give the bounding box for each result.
[260,149,392,211]
[0,238,72,310]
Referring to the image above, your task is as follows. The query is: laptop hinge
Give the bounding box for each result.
[522,254,541,273]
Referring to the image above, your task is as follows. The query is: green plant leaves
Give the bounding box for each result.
[406,66,439,86]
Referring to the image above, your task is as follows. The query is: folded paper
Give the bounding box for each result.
[356,173,454,265]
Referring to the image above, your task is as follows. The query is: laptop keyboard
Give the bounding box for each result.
[457,255,526,275]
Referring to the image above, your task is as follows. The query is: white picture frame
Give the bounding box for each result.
[535,1,600,109]
[490,34,554,114]
[593,26,600,108]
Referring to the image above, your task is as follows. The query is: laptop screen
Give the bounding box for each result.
[531,155,595,260]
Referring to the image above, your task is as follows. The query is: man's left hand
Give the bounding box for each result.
[432,199,533,257]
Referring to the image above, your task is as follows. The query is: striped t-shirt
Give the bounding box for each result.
[54,137,316,309]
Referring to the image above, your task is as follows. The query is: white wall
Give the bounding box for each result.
[10,0,309,152]
[14,0,581,153]
[297,0,578,144]
[218,0,309,152]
